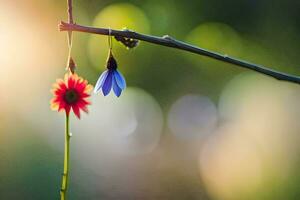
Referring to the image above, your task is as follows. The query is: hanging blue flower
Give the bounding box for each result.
[94,52,126,97]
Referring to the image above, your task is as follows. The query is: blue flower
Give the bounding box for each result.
[94,53,126,97]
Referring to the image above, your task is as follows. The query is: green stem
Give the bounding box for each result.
[60,114,70,200]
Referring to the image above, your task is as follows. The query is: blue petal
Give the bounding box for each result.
[102,71,113,96]
[112,76,122,97]
[114,70,126,89]
[94,70,109,93]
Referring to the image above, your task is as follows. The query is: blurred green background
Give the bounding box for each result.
[1,0,300,199]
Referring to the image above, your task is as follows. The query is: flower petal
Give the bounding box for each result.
[85,84,93,93]
[112,76,122,97]
[57,79,67,90]
[102,71,113,96]
[72,105,81,119]
[50,99,59,111]
[77,80,88,93]
[114,70,126,89]
[68,76,76,88]
[94,70,109,93]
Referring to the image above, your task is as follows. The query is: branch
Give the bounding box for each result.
[59,21,300,85]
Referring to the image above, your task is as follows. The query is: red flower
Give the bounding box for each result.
[51,73,92,119]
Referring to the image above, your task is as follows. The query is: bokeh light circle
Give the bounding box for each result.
[184,22,244,89]
[168,94,218,140]
[199,124,263,200]
[219,72,282,122]
[186,22,243,61]
[73,87,163,156]
[198,72,300,200]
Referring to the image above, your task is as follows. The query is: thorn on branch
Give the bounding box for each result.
[163,35,175,41]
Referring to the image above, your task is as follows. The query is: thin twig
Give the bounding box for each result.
[67,0,73,47]
[59,21,300,84]
[67,0,73,24]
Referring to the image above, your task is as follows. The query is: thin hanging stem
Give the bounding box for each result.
[60,114,71,200]
[108,28,113,50]
[107,28,114,57]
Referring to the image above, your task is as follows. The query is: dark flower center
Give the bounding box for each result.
[64,89,79,104]
[106,54,118,70]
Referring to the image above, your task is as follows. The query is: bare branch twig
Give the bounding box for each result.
[67,0,73,46]
[59,21,300,85]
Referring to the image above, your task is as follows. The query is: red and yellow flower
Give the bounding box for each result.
[50,73,92,118]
